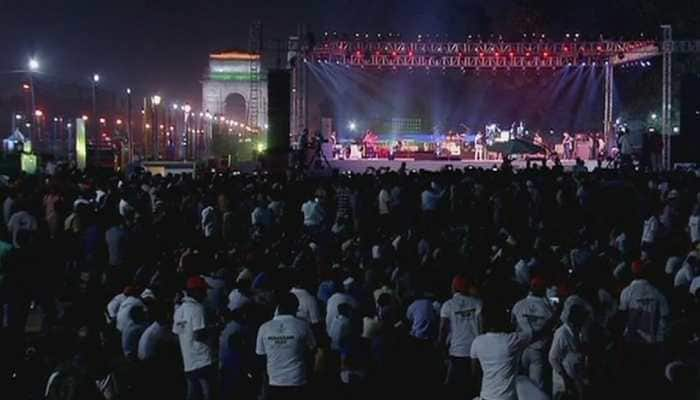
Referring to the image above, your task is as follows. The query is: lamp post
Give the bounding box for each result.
[92,74,100,165]
[126,88,133,162]
[28,58,39,145]
[152,95,161,159]
[183,103,191,160]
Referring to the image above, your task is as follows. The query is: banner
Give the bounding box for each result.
[76,118,87,170]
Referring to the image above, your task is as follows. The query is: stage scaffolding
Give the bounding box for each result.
[289,27,700,169]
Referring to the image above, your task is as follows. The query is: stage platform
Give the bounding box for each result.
[311,158,600,173]
[237,158,601,173]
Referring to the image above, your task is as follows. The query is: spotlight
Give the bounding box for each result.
[348,121,357,131]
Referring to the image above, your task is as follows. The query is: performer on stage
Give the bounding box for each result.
[474,131,485,161]
[562,132,574,159]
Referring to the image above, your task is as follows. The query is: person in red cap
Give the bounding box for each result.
[438,274,483,397]
[173,275,214,400]
[510,275,555,390]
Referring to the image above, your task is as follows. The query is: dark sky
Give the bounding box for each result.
[1,0,696,106]
[0,0,515,105]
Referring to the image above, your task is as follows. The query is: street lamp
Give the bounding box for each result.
[27,58,39,144]
[28,58,39,71]
[151,95,162,158]
[91,73,100,164]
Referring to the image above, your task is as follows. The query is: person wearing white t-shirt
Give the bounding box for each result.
[325,279,359,334]
[549,304,587,400]
[641,213,661,248]
[290,285,321,327]
[674,252,699,289]
[618,261,670,398]
[438,275,482,395]
[471,301,554,400]
[116,290,145,333]
[173,276,215,400]
[256,293,317,400]
[510,276,555,390]
[619,261,670,345]
[688,205,700,243]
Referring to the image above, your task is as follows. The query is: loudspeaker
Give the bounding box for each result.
[267,70,291,154]
[676,74,700,163]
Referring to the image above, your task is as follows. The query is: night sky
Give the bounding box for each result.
[1,0,696,106]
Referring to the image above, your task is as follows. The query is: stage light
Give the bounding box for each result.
[509,52,514,57]
[348,121,357,131]
[651,113,658,120]
[116,119,123,125]
[543,52,549,58]
[673,126,680,133]
[34,110,43,117]
[99,118,106,124]
[82,115,88,121]
[15,114,22,120]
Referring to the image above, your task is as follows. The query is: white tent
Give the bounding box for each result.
[3,129,27,153]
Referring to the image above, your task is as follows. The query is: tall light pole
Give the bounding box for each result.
[183,103,191,160]
[28,58,39,145]
[152,95,161,159]
[126,88,133,162]
[92,73,100,165]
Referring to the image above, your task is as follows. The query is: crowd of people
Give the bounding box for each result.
[0,160,699,400]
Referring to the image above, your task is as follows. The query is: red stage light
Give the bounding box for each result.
[392,51,397,57]
[408,51,414,57]
[479,52,485,57]
[509,52,515,57]
[543,52,549,57]
[494,52,500,57]
[596,45,603,51]
[563,46,569,52]
[355,51,362,57]
[526,52,531,57]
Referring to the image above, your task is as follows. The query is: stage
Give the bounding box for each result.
[322,158,599,172]
[236,157,601,174]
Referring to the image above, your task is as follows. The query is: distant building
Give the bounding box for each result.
[202,51,268,129]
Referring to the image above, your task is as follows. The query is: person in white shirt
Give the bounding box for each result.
[618,260,670,399]
[138,303,172,362]
[290,282,321,327]
[301,197,325,230]
[674,252,699,289]
[510,276,555,390]
[421,181,445,212]
[116,288,145,333]
[620,261,670,345]
[256,293,317,400]
[200,204,219,239]
[688,204,700,243]
[325,278,359,334]
[378,184,392,216]
[439,275,482,395]
[6,207,38,248]
[549,304,587,400]
[122,306,147,360]
[173,276,215,400]
[471,301,554,400]
[227,281,252,312]
[328,302,353,352]
[641,212,661,248]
